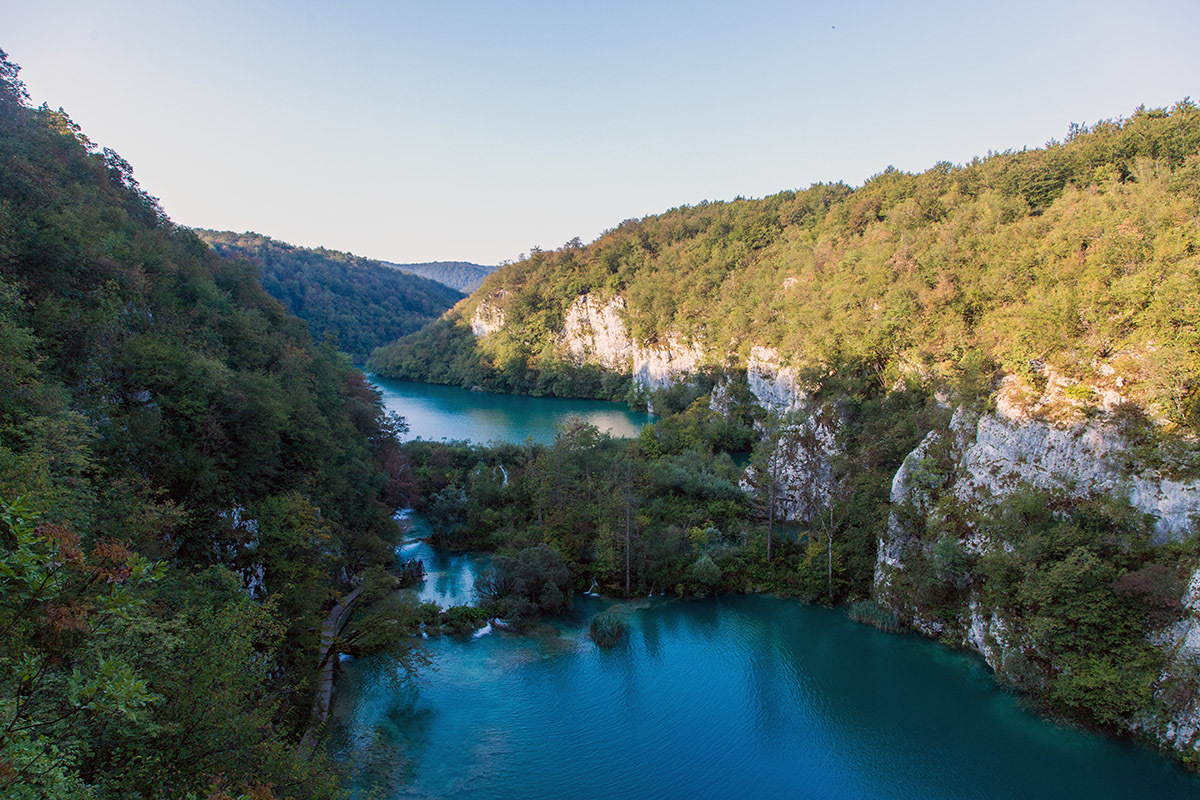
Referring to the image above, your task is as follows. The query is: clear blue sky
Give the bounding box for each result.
[7,0,1199,265]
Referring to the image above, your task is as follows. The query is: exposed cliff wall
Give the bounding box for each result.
[475,290,710,392]
[1151,567,1200,752]
[469,294,507,337]
[877,372,1200,755]
[746,346,807,415]
[739,408,840,522]
[560,295,632,372]
[950,376,1200,541]
[633,336,705,391]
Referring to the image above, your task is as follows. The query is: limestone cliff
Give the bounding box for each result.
[877,371,1200,754]
[469,293,507,337]
[633,336,705,391]
[746,346,807,415]
[559,295,631,372]
[475,290,709,393]
[738,409,839,522]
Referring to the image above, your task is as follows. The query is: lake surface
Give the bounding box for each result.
[370,376,652,445]
[330,518,1200,800]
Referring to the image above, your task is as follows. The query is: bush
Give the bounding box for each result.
[589,611,626,647]
[689,554,722,595]
[480,543,573,622]
[439,604,491,636]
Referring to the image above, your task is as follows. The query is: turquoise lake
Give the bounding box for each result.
[370,375,652,445]
[332,383,1200,799]
[328,519,1200,800]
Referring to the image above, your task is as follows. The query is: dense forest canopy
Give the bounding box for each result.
[0,51,415,799]
[197,230,463,363]
[381,259,498,294]
[371,101,1200,431]
[5,28,1200,793]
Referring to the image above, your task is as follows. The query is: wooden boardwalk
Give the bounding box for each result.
[298,585,362,753]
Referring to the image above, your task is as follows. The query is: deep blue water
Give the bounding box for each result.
[336,385,1200,798]
[330,521,1200,800]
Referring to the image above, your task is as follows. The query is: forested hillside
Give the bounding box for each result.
[367,101,1200,760]
[370,101,1200,430]
[0,52,415,799]
[198,230,463,363]
[382,259,497,294]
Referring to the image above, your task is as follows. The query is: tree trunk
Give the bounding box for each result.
[624,462,633,598]
[826,504,834,600]
[766,481,774,563]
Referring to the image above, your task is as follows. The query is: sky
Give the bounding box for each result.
[6,0,1199,265]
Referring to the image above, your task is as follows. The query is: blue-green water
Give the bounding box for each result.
[331,528,1200,800]
[370,376,652,445]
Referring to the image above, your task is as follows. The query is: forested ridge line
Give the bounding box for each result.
[197,229,463,364]
[380,258,498,294]
[0,50,421,799]
[371,99,1200,432]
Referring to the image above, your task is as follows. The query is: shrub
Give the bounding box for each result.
[689,554,722,594]
[480,543,573,622]
[440,604,491,636]
[590,611,626,647]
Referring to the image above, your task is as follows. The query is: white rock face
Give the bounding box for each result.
[553,292,706,390]
[633,336,705,390]
[559,295,632,371]
[470,296,506,337]
[874,429,941,591]
[955,377,1200,541]
[1156,566,1200,751]
[746,346,806,414]
[878,375,1200,754]
[965,598,1009,669]
[740,410,840,523]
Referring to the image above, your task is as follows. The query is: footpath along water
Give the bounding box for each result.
[329,515,1200,800]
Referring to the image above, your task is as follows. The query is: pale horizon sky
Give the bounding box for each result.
[7,0,1199,265]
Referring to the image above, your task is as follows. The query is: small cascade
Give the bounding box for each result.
[473,621,493,638]
[586,579,600,596]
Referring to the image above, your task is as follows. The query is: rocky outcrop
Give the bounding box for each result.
[470,295,507,337]
[560,295,632,372]
[556,292,708,391]
[953,376,1200,542]
[740,406,840,523]
[471,292,823,412]
[633,337,705,391]
[746,346,807,414]
[877,373,1200,754]
[1153,566,1200,752]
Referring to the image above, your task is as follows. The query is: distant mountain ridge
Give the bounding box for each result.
[196,229,463,363]
[381,259,498,293]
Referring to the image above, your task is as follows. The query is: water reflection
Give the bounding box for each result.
[396,509,489,609]
[370,376,652,445]
[332,527,1200,800]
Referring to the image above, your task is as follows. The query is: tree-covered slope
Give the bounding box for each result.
[0,52,415,799]
[371,101,1200,429]
[382,259,498,294]
[198,229,463,363]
